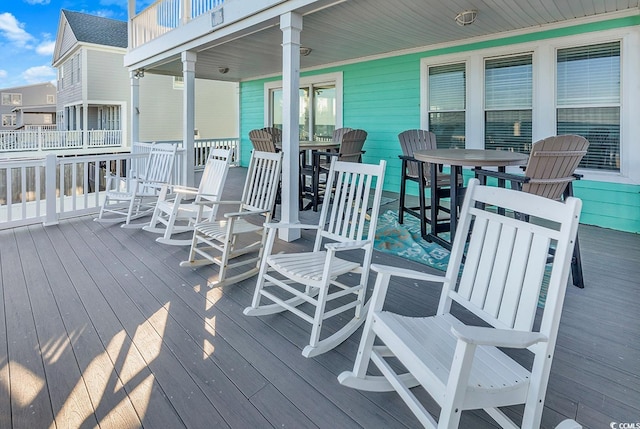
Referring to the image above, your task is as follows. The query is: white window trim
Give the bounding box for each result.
[263,71,344,129]
[420,27,639,184]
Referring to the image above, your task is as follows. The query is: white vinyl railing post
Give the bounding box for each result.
[44,153,58,226]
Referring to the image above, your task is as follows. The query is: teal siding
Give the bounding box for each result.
[341,55,422,194]
[239,17,640,234]
[239,80,271,164]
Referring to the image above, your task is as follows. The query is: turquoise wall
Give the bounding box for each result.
[240,17,640,234]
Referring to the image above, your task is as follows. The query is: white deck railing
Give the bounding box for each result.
[156,137,240,167]
[0,145,186,230]
[0,129,123,153]
[131,0,225,48]
[0,138,240,229]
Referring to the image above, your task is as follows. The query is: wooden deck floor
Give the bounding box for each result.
[0,166,638,429]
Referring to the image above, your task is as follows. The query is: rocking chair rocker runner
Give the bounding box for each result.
[142,148,232,245]
[339,178,582,428]
[244,158,387,357]
[180,150,283,288]
[95,142,177,226]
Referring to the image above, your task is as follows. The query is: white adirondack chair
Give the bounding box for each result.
[339,178,583,429]
[180,150,283,288]
[96,142,177,226]
[142,148,232,245]
[244,158,387,357]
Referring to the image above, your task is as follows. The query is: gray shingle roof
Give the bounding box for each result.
[62,10,128,48]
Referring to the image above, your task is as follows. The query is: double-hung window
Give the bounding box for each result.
[484,54,533,153]
[1,93,22,106]
[556,42,620,171]
[2,114,16,127]
[427,63,466,149]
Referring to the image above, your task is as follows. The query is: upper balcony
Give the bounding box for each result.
[130,0,227,50]
[125,0,640,83]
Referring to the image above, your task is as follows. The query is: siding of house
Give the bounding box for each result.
[56,51,83,107]
[139,75,239,141]
[240,19,640,234]
[86,50,130,101]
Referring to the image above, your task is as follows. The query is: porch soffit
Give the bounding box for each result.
[125,0,640,82]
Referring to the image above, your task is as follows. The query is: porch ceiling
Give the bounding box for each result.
[137,0,640,82]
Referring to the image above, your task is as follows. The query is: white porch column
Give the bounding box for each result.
[279,12,302,242]
[182,50,197,187]
[130,71,140,147]
[80,105,88,149]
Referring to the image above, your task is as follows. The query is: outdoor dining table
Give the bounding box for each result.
[413,148,529,250]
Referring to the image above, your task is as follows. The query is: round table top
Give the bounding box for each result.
[276,141,340,151]
[414,149,529,167]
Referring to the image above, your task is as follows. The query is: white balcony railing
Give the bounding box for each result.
[0,138,240,230]
[0,129,123,153]
[131,0,225,48]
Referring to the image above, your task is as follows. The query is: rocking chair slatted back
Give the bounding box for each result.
[522,135,589,200]
[320,161,381,246]
[196,148,233,217]
[241,151,283,213]
[442,180,580,336]
[138,143,178,192]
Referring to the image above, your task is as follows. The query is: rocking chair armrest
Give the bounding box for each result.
[171,185,200,195]
[371,264,447,284]
[192,199,242,206]
[325,240,371,252]
[451,325,547,348]
[223,208,270,219]
[263,222,321,231]
[137,178,170,186]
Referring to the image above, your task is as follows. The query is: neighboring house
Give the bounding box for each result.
[52,9,238,150]
[123,1,640,234]
[0,83,56,131]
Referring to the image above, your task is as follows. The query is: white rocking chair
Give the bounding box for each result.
[339,178,583,429]
[180,150,283,288]
[96,142,177,226]
[244,158,387,357]
[143,148,232,245]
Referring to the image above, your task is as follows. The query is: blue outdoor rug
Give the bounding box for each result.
[373,209,549,307]
[374,210,450,272]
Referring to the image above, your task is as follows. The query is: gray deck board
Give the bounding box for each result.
[0,166,638,428]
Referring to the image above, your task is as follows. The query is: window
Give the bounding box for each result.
[484,54,533,153]
[173,76,184,89]
[47,94,55,104]
[427,62,466,149]
[1,93,22,106]
[76,53,81,84]
[2,114,16,127]
[97,105,121,130]
[557,42,620,171]
[266,73,342,141]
